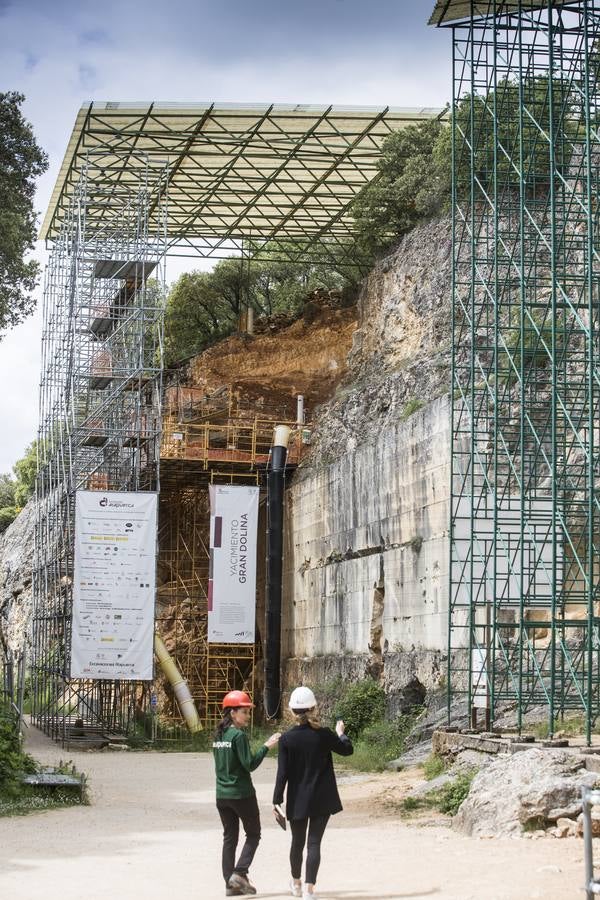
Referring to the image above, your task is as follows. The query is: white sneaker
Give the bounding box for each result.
[290,880,302,897]
[302,891,318,900]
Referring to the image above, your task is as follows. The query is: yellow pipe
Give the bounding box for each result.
[154,633,202,733]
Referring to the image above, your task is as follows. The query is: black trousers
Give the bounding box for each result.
[289,815,330,884]
[216,795,261,884]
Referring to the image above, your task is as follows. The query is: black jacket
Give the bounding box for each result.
[272,723,353,820]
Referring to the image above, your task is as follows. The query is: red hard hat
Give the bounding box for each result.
[222,690,254,709]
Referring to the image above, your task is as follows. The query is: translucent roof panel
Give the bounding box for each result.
[41,102,445,257]
[429,0,569,26]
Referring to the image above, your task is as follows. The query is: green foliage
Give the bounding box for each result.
[0,743,87,817]
[398,770,476,819]
[401,398,424,421]
[351,117,450,257]
[0,473,15,508]
[341,710,422,773]
[0,92,48,338]
[332,678,385,740]
[164,270,233,365]
[0,439,39,531]
[400,795,422,812]
[0,708,36,800]
[164,251,348,365]
[351,74,576,258]
[12,440,37,507]
[456,75,576,201]
[434,771,475,816]
[423,753,447,781]
[0,506,17,533]
[498,308,559,384]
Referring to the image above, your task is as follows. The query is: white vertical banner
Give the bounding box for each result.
[471,647,489,709]
[208,485,259,643]
[71,490,157,680]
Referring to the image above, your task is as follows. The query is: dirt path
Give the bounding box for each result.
[0,725,586,900]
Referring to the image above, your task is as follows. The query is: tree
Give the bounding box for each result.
[164,252,347,365]
[0,440,38,533]
[13,440,37,507]
[164,271,237,365]
[0,92,48,337]
[351,117,451,257]
[0,474,15,509]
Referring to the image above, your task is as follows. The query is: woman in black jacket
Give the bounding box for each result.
[272,686,353,899]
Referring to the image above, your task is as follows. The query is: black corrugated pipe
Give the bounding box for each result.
[264,425,291,719]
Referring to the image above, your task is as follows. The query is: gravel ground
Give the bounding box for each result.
[0,724,586,900]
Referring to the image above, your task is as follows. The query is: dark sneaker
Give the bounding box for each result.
[225,888,243,897]
[228,873,257,895]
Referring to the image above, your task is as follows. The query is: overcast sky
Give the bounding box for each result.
[0,0,451,473]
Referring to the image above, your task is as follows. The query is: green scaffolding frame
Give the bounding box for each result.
[432,0,600,742]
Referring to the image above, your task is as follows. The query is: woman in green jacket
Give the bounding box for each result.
[213,690,281,896]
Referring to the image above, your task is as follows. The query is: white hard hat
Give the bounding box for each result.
[289,686,316,711]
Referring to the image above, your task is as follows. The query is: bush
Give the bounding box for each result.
[0,710,36,799]
[342,713,421,773]
[332,678,385,740]
[423,753,447,781]
[0,506,17,532]
[351,117,450,257]
[434,771,475,816]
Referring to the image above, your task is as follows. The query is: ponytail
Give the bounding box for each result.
[292,708,320,729]
[214,709,234,740]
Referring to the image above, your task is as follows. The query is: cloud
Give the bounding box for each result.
[0,0,450,470]
[78,63,98,90]
[79,28,111,47]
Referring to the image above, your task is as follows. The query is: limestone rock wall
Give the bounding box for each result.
[282,396,450,701]
[0,500,35,658]
[281,219,453,702]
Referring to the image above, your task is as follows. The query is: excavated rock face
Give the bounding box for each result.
[454,748,598,837]
[0,500,35,657]
[305,218,452,464]
[183,304,358,422]
[282,220,453,703]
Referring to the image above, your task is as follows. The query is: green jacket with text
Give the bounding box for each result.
[213,725,269,799]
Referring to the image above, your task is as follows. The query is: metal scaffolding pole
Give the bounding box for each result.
[433,0,600,741]
[32,152,168,742]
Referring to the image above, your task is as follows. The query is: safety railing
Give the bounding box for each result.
[160,417,311,468]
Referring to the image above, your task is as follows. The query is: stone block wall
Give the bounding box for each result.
[282,395,450,703]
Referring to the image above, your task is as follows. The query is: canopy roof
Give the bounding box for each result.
[429,0,569,25]
[41,102,444,261]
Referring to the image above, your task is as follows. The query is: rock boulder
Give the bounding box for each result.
[454,748,597,837]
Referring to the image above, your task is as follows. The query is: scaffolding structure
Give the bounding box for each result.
[35,102,435,740]
[156,472,258,727]
[156,380,306,729]
[32,153,168,740]
[431,0,600,740]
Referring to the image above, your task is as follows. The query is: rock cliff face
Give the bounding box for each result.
[0,500,35,658]
[305,219,451,463]
[282,219,453,707]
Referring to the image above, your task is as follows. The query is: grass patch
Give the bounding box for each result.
[400,398,424,421]
[338,709,423,773]
[422,753,447,781]
[433,771,475,815]
[532,713,590,740]
[397,770,477,819]
[400,796,424,813]
[0,785,89,818]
